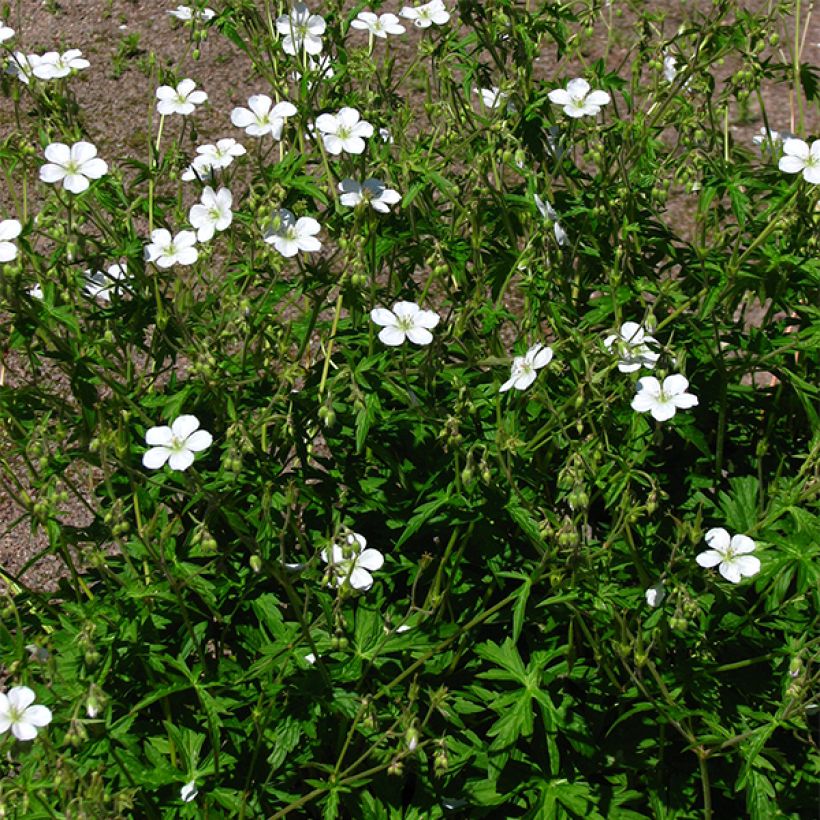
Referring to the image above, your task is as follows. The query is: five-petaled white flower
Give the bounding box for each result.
[182,138,246,181]
[155,78,208,116]
[145,229,198,268]
[168,5,216,21]
[778,138,820,184]
[696,528,760,584]
[8,52,41,84]
[499,342,554,392]
[548,78,611,118]
[604,321,660,373]
[277,3,326,56]
[400,0,450,28]
[32,49,89,80]
[321,532,384,591]
[231,95,297,139]
[339,178,401,213]
[476,87,508,110]
[0,219,22,263]
[263,209,322,258]
[645,581,665,607]
[0,23,14,42]
[0,686,52,741]
[350,11,406,38]
[84,263,127,301]
[631,374,698,422]
[189,186,233,242]
[534,193,568,246]
[40,141,108,194]
[370,301,440,346]
[180,780,199,802]
[315,107,374,155]
[143,414,213,471]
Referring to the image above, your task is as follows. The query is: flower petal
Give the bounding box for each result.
[7,687,35,712]
[730,534,756,554]
[356,548,384,571]
[696,549,723,568]
[23,705,52,727]
[406,326,433,345]
[348,566,374,590]
[142,447,171,469]
[370,308,395,327]
[168,449,195,471]
[734,555,760,577]
[705,527,730,552]
[145,425,173,446]
[378,326,406,346]
[185,430,213,452]
[171,415,201,440]
[718,560,742,584]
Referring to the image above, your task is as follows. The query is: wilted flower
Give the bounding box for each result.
[631,374,698,422]
[350,11,406,38]
[32,49,90,80]
[0,219,22,262]
[144,229,198,268]
[0,686,52,741]
[400,0,450,28]
[180,780,198,802]
[182,138,246,180]
[778,138,820,184]
[84,263,127,301]
[189,186,233,242]
[604,321,660,373]
[548,78,611,118]
[155,78,208,116]
[230,95,297,139]
[696,528,760,584]
[321,532,384,591]
[315,107,374,155]
[339,178,401,212]
[534,193,568,246]
[263,209,322,257]
[168,5,215,21]
[663,54,677,83]
[143,415,213,471]
[499,342,553,392]
[277,3,326,56]
[40,141,108,194]
[645,582,665,607]
[371,301,440,346]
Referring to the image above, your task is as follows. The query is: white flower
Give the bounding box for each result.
[0,686,52,741]
[400,0,450,28]
[339,178,401,213]
[645,582,665,607]
[143,415,213,471]
[0,219,22,263]
[604,321,660,373]
[321,532,384,591]
[155,78,207,116]
[230,95,297,139]
[169,5,215,21]
[180,780,198,802]
[29,284,44,300]
[304,652,317,664]
[499,342,553,392]
[631,374,698,422]
[182,138,246,180]
[144,229,198,268]
[371,301,440,346]
[189,186,233,242]
[476,86,508,110]
[533,193,568,246]
[548,78,611,118]
[379,127,393,144]
[752,127,794,149]
[696,528,760,584]
[350,11,406,38]
[662,54,677,83]
[778,138,820,184]
[31,49,90,80]
[84,263,127,301]
[277,3,326,56]
[263,209,322,258]
[39,141,108,194]
[0,23,14,42]
[315,107,374,155]
[8,52,41,84]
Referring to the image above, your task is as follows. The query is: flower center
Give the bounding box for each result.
[64,159,80,175]
[7,704,24,723]
[209,207,221,221]
[396,315,415,332]
[169,435,185,452]
[175,92,188,105]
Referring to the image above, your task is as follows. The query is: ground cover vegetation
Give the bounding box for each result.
[0,0,818,816]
